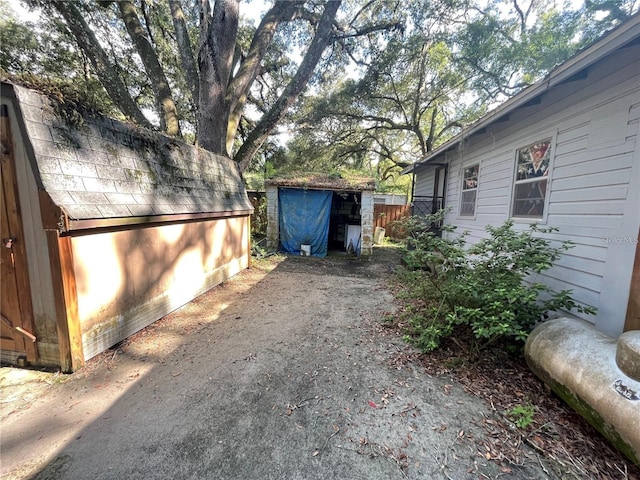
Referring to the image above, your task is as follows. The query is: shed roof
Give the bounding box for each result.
[403,13,640,173]
[2,81,252,230]
[266,173,375,191]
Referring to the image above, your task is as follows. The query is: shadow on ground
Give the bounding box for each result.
[1,246,557,480]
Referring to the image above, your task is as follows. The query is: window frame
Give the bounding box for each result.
[459,162,480,218]
[510,136,555,223]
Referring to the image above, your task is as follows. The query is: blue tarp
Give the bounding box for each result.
[279,188,332,257]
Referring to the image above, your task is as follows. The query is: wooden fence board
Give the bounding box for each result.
[373,204,410,240]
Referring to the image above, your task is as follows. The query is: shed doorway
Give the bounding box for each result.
[328,191,362,254]
[276,189,364,257]
[1,108,38,364]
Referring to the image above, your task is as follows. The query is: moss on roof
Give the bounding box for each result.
[265,172,376,191]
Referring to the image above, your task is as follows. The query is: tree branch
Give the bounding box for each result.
[334,21,403,40]
[225,0,304,153]
[234,1,341,171]
[169,0,199,106]
[51,0,152,128]
[118,0,181,136]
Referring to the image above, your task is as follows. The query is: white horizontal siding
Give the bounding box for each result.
[548,199,627,215]
[535,274,600,315]
[418,41,640,337]
[555,124,589,157]
[476,190,510,206]
[551,184,628,203]
[551,168,632,190]
[413,164,435,197]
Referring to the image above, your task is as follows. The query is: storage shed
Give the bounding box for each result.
[1,81,253,372]
[265,174,375,256]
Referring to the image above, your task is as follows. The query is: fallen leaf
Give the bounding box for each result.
[368,400,378,408]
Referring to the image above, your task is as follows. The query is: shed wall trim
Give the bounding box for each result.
[65,209,253,233]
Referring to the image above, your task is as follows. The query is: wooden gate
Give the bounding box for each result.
[1,104,37,363]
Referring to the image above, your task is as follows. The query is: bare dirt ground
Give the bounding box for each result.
[0,246,636,479]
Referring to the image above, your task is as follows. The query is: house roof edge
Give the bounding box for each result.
[404,13,640,174]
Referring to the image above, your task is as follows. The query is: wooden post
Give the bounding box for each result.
[247,215,251,269]
[624,231,640,332]
[46,231,84,372]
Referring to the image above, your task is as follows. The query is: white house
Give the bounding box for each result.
[405,16,640,338]
[1,82,253,372]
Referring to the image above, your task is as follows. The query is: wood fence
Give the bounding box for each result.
[373,204,410,240]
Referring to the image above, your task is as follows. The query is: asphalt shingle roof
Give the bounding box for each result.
[6,82,252,224]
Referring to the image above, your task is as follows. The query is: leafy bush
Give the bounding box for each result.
[397,211,595,354]
[507,404,536,429]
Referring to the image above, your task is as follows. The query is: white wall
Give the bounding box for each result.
[413,42,640,337]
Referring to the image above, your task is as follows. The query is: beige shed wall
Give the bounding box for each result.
[71,216,249,360]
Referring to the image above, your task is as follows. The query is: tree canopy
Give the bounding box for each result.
[1,0,637,177]
[277,0,638,189]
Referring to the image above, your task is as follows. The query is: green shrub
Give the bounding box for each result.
[507,404,536,429]
[396,211,595,354]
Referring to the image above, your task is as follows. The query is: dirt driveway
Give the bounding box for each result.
[1,247,558,479]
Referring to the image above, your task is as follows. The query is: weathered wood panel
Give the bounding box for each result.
[1,104,37,363]
[374,204,410,240]
[624,232,640,331]
[47,231,83,372]
[3,99,69,368]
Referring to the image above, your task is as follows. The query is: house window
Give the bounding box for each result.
[460,164,479,216]
[512,139,551,218]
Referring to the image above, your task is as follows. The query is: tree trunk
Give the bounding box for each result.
[52,1,151,129]
[118,1,181,137]
[197,0,240,154]
[234,1,341,171]
[169,0,199,106]
[224,0,304,154]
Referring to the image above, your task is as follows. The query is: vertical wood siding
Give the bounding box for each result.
[6,102,61,367]
[374,204,410,239]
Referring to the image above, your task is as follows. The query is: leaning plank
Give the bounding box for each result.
[46,231,84,372]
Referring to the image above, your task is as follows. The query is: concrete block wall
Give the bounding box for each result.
[266,185,279,250]
[360,191,374,255]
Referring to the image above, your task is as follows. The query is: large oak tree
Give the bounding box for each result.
[5,0,636,176]
[16,0,404,171]
[278,0,638,185]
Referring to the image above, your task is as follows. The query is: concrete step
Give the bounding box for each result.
[616,330,640,382]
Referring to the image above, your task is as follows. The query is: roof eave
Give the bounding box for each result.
[404,14,640,173]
